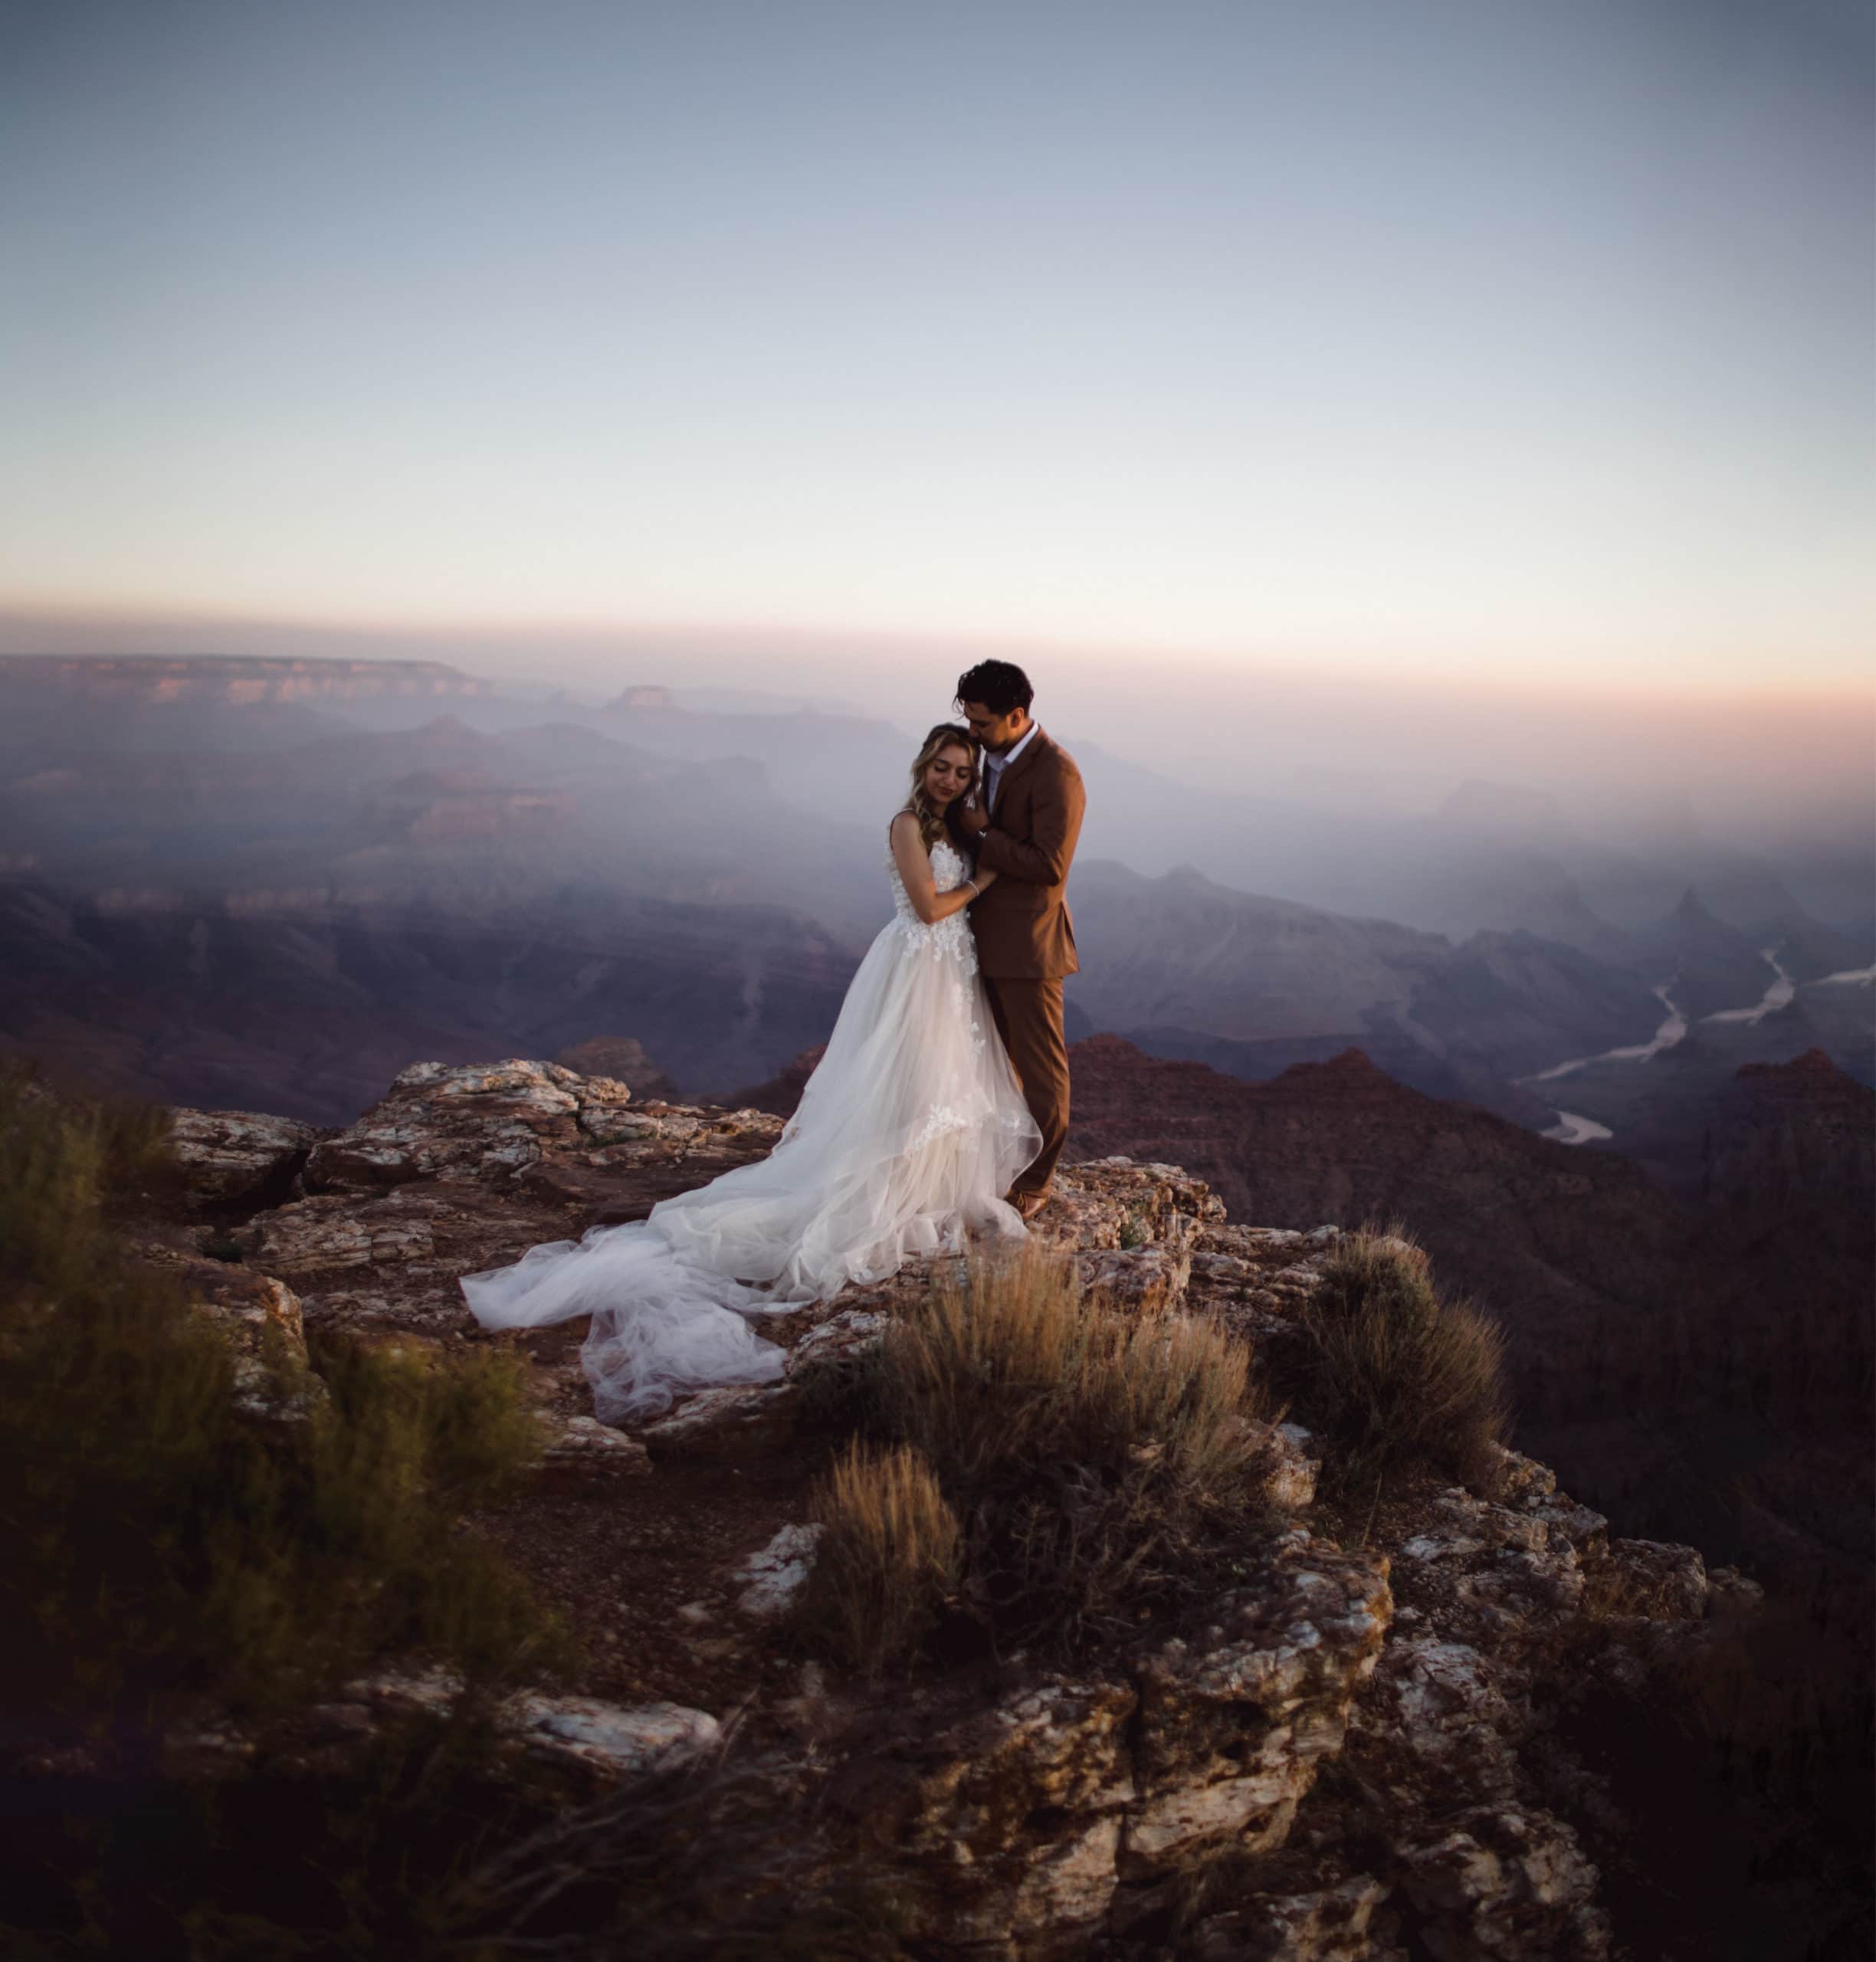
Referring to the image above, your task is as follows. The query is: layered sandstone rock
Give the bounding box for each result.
[166,1105,317,1204]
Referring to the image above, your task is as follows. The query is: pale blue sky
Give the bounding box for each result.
[1,0,1870,690]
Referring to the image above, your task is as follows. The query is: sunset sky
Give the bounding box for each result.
[1,0,1870,700]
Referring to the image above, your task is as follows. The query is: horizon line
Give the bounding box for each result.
[1,595,1871,711]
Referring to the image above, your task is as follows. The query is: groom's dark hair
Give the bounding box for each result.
[955,660,1033,715]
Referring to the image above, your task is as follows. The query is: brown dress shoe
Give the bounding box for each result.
[1012,1189,1053,1223]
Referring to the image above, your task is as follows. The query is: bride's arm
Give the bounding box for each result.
[890,813,997,924]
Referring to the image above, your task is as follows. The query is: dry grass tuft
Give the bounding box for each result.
[804,1245,1281,1666]
[1297,1222,1508,1495]
[879,1245,1259,1503]
[802,1440,962,1678]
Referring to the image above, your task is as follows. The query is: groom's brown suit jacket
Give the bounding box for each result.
[955,729,1085,980]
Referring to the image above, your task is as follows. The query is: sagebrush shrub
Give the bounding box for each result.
[805,1246,1281,1665]
[1297,1224,1507,1494]
[0,1069,565,1745]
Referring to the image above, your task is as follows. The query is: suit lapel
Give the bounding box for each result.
[991,728,1048,812]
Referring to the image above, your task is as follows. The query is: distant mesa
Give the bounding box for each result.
[1274,1045,1393,1085]
[0,654,493,705]
[607,684,675,710]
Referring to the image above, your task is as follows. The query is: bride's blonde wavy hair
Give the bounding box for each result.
[902,723,980,848]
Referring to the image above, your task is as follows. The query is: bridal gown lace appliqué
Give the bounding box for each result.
[461,838,1042,1422]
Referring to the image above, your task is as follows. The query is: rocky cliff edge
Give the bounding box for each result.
[126,1059,1751,1960]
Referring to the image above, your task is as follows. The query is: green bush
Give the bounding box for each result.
[1295,1225,1508,1496]
[0,1068,565,1753]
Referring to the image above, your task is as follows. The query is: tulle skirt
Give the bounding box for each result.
[461,915,1041,1422]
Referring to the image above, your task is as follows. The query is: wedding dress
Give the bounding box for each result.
[461,835,1042,1422]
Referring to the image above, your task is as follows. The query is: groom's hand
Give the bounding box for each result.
[955,799,989,841]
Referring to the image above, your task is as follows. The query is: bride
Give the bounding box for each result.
[461,723,1042,1422]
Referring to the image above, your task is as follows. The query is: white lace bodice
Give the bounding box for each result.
[887,835,979,967]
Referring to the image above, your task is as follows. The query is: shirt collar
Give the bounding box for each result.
[991,722,1040,771]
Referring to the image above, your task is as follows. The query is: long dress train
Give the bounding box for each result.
[461,836,1041,1422]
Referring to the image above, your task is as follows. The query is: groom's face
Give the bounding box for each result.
[959,700,1029,753]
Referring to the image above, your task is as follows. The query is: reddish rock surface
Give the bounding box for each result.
[1706,1048,1876,1212]
[1065,1035,1691,1353]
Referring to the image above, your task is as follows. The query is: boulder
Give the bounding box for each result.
[505,1693,720,1785]
[166,1106,317,1204]
[734,1524,825,1620]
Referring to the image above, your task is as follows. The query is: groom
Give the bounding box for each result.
[949,660,1086,1219]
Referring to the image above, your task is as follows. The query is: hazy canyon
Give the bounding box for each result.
[2,651,1869,1953]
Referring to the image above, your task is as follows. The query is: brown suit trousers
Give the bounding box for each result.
[953,730,1085,1196]
[984,975,1070,1194]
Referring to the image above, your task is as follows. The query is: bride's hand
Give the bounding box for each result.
[970,866,999,896]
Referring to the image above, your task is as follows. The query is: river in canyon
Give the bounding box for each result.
[1530,983,1688,1085]
[1541,1108,1614,1145]
[1527,948,1828,1147]
[1701,947,1796,1026]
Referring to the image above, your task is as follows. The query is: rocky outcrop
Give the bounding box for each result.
[166,1105,317,1205]
[113,1059,1741,1958]
[185,1060,789,1341]
[304,1058,651,1191]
